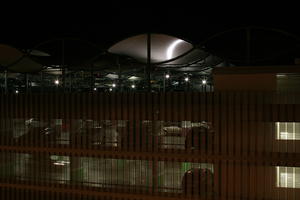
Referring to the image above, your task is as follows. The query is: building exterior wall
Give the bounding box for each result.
[0,92,300,200]
[214,73,277,91]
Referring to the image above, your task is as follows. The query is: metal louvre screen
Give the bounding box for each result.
[1,92,300,200]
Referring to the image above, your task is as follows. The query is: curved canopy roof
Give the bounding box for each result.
[0,44,44,73]
[0,44,24,66]
[0,32,226,78]
[108,34,194,64]
[162,48,209,65]
[2,25,298,92]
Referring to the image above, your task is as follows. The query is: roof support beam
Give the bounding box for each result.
[147,33,151,92]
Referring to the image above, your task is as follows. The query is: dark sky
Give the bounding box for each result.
[1,4,300,65]
[1,5,300,47]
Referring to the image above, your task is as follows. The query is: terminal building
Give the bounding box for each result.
[1,28,300,200]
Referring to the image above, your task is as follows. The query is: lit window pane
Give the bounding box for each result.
[276,166,300,188]
[275,122,300,140]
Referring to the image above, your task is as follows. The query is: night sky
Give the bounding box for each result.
[1,5,300,66]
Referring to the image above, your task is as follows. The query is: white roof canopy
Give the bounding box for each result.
[108,34,194,64]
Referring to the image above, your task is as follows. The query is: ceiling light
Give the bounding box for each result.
[185,77,189,82]
[112,83,116,88]
[93,87,97,91]
[15,90,19,94]
[109,88,113,91]
[54,80,59,85]
[202,79,207,84]
[276,74,287,77]
[53,162,65,166]
[106,74,119,79]
[131,84,135,88]
[128,76,140,81]
[165,74,170,79]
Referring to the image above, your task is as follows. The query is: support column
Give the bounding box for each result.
[70,72,73,92]
[147,33,151,92]
[25,73,28,92]
[90,65,94,91]
[163,72,166,92]
[4,70,7,94]
[117,57,122,92]
[70,155,83,186]
[62,39,66,92]
[246,27,251,65]
[40,71,44,93]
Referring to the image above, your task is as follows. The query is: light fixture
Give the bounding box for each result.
[54,79,59,85]
[112,83,116,88]
[109,88,113,91]
[53,160,70,166]
[128,76,140,81]
[276,74,287,77]
[93,87,97,91]
[165,74,170,79]
[202,79,207,84]
[106,74,119,79]
[53,162,65,166]
[15,90,19,94]
[185,77,189,82]
[131,84,135,88]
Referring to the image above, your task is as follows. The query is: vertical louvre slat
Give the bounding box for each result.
[0,91,300,200]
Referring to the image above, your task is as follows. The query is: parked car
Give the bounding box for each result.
[181,168,214,196]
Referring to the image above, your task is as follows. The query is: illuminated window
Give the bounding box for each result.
[276,166,300,188]
[275,122,300,140]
